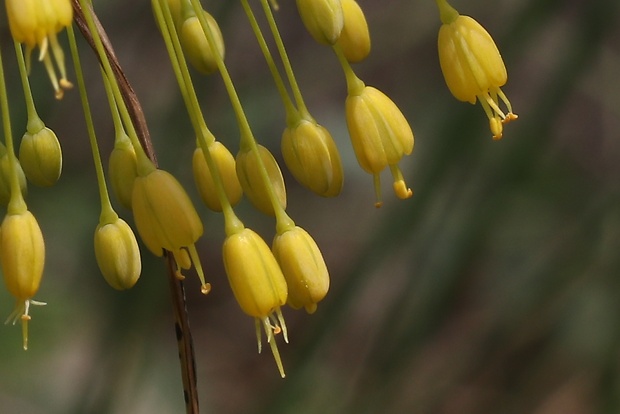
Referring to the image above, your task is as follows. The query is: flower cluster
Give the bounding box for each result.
[0,0,517,381]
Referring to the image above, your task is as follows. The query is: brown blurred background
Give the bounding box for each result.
[1,0,620,413]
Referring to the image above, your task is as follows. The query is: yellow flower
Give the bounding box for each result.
[6,0,74,99]
[19,125,63,187]
[346,84,414,206]
[108,132,138,211]
[0,209,46,350]
[436,0,517,140]
[94,217,142,290]
[281,118,343,197]
[272,226,329,314]
[336,0,371,63]
[180,10,225,75]
[236,144,287,216]
[132,168,210,293]
[296,0,344,45]
[192,141,242,212]
[223,227,289,377]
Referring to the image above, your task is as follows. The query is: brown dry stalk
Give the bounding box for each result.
[71,1,200,413]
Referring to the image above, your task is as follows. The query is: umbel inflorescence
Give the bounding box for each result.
[0,0,516,382]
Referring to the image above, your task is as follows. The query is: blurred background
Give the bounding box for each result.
[1,0,620,412]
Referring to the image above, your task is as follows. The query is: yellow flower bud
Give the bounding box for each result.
[336,0,371,63]
[180,11,225,75]
[131,169,203,257]
[223,227,288,377]
[1,210,45,301]
[19,126,62,187]
[132,168,210,293]
[296,0,344,45]
[1,209,46,350]
[192,141,242,212]
[94,218,142,290]
[6,0,73,98]
[236,145,286,216]
[108,133,138,210]
[346,85,414,204]
[223,228,287,318]
[436,0,517,139]
[0,150,27,206]
[272,226,329,314]
[281,119,343,197]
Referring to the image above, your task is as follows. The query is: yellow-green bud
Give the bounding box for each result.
[94,218,142,290]
[0,210,45,301]
[236,145,286,216]
[336,0,370,63]
[19,126,62,187]
[272,226,329,314]
[281,119,343,197]
[192,141,242,212]
[108,133,138,210]
[296,0,344,45]
[346,86,413,174]
[0,150,27,206]
[180,11,225,75]
[223,228,288,318]
[131,168,203,256]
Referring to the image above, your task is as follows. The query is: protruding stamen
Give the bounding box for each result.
[389,164,413,200]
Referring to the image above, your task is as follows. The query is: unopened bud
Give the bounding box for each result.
[337,0,370,63]
[0,151,27,206]
[94,218,142,290]
[296,0,344,45]
[19,127,62,187]
[180,11,225,75]
[108,133,138,210]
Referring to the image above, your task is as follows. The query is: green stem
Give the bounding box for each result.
[14,42,44,134]
[0,42,27,215]
[77,0,155,177]
[67,25,117,225]
[154,0,244,236]
[259,0,311,119]
[241,0,299,126]
[333,44,365,96]
[189,0,294,231]
[435,0,459,24]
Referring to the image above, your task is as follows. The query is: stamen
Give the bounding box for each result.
[262,316,285,378]
[389,164,413,200]
[42,52,62,99]
[49,33,73,91]
[187,244,211,294]
[373,173,383,208]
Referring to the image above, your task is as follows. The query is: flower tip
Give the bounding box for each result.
[374,201,383,209]
[305,303,318,314]
[60,79,73,90]
[200,283,212,295]
[504,113,519,124]
[490,117,503,140]
[393,180,413,200]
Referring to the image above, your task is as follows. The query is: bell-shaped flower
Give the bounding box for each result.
[296,0,344,45]
[346,83,414,206]
[193,140,242,212]
[132,168,210,293]
[223,227,289,377]
[272,226,329,314]
[94,217,142,290]
[281,118,343,197]
[436,0,517,139]
[108,132,138,210]
[1,209,46,350]
[6,0,73,99]
[236,144,286,216]
[336,0,371,63]
[180,10,225,75]
[19,125,62,187]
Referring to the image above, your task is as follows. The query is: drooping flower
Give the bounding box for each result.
[272,226,329,314]
[336,0,371,63]
[132,167,210,294]
[19,124,63,187]
[346,82,414,206]
[296,0,344,45]
[435,0,517,140]
[281,118,343,197]
[6,0,74,99]
[223,227,289,377]
[179,9,225,75]
[1,209,46,350]
[94,217,142,290]
[108,132,138,211]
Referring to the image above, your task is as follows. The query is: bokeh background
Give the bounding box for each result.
[1,0,620,413]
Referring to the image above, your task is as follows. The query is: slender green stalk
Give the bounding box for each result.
[241,0,299,126]
[14,42,45,134]
[333,44,365,95]
[0,42,27,215]
[67,25,117,225]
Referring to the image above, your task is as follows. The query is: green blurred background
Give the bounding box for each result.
[1,0,620,412]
